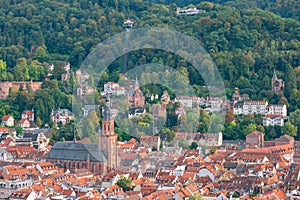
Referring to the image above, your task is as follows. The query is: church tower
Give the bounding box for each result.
[272,70,284,94]
[128,77,145,108]
[98,94,118,171]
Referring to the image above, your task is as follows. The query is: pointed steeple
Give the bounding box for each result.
[272,70,278,80]
[134,76,139,90]
[103,93,111,121]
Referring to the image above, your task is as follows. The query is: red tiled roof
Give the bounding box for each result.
[18,118,30,124]
[22,110,34,116]
[0,127,9,132]
[2,115,12,121]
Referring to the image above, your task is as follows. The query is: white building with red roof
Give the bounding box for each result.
[21,109,34,122]
[1,115,14,127]
[17,118,30,128]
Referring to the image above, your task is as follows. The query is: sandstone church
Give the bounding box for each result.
[48,94,118,174]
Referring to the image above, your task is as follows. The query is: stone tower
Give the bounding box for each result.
[128,77,146,108]
[98,94,118,171]
[272,70,284,94]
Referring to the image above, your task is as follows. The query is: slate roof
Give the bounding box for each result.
[23,133,38,141]
[48,142,106,162]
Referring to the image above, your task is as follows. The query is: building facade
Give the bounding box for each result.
[50,109,74,125]
[272,71,284,94]
[243,100,268,115]
[140,136,161,151]
[21,110,35,122]
[104,82,126,96]
[246,131,264,148]
[99,94,118,171]
[263,114,284,126]
[127,78,145,108]
[1,116,14,127]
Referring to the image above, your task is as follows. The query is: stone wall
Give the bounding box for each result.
[0,81,42,99]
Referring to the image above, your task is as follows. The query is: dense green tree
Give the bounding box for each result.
[225,109,234,124]
[284,66,297,99]
[190,194,203,200]
[160,128,176,142]
[198,109,210,133]
[52,62,66,80]
[116,177,132,192]
[0,60,8,81]
[223,122,240,140]
[32,46,49,63]
[244,123,257,135]
[178,139,189,149]
[282,121,297,137]
[189,141,199,150]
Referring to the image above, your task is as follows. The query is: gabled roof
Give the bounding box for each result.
[127,138,138,144]
[22,110,34,116]
[271,189,287,199]
[246,130,263,138]
[18,118,30,124]
[275,134,294,143]
[48,141,106,162]
[23,133,38,141]
[2,115,12,121]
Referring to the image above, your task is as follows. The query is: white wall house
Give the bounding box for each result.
[176,96,193,108]
[51,109,75,125]
[104,82,126,96]
[1,115,14,127]
[263,114,284,126]
[267,104,287,117]
[242,100,268,115]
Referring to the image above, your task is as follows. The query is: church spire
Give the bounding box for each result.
[134,76,139,90]
[103,93,111,121]
[272,70,278,80]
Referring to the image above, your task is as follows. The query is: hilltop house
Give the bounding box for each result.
[21,110,34,122]
[51,109,75,126]
[266,104,287,117]
[104,82,126,96]
[1,115,14,127]
[232,87,249,105]
[127,78,145,108]
[176,96,193,108]
[263,114,284,126]
[243,100,268,115]
[205,96,224,112]
[17,118,30,128]
[234,100,268,115]
[176,7,206,15]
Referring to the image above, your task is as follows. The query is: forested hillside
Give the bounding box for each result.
[1,0,299,102]
[149,0,300,21]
